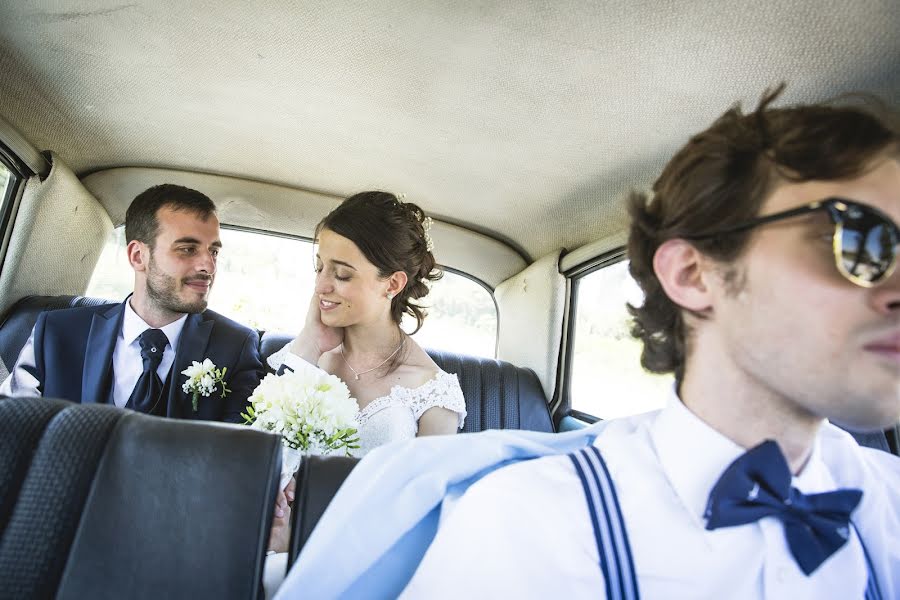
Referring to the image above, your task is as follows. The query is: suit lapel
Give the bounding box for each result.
[81,303,124,405]
[167,312,213,418]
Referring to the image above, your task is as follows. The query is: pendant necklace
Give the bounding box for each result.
[340,338,404,380]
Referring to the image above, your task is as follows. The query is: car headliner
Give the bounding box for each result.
[0,0,898,262]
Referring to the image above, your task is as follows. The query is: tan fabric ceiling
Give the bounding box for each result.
[0,0,898,261]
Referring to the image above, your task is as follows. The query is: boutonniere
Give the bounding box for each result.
[181,358,230,412]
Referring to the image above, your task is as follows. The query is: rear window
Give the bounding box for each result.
[86,227,497,357]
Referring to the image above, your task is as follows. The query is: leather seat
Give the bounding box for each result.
[0,397,281,600]
[288,454,360,567]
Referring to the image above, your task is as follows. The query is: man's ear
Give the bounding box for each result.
[386,271,408,297]
[653,239,714,313]
[127,240,149,273]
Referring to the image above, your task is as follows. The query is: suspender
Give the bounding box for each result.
[570,446,882,600]
[569,445,640,600]
[853,522,883,600]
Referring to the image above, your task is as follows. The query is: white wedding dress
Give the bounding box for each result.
[267,343,468,454]
[262,344,467,598]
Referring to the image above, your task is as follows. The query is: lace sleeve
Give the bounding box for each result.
[409,371,467,429]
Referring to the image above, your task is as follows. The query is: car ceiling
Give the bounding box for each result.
[1,0,898,262]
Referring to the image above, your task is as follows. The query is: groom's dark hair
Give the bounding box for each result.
[126,184,217,249]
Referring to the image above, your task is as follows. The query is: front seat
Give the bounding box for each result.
[0,397,281,600]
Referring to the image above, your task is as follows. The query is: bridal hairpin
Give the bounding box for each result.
[423,216,434,252]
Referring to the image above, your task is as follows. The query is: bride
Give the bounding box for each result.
[264,191,467,581]
[268,190,466,450]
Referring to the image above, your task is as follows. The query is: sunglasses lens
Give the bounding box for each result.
[838,205,898,284]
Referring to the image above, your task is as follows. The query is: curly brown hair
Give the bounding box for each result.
[316,191,442,334]
[627,85,899,384]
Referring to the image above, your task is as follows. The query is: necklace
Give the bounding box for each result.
[340,338,404,380]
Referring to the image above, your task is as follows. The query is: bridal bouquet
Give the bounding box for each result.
[242,369,360,488]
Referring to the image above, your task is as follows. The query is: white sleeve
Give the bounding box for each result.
[400,455,604,600]
[0,328,42,397]
[266,341,325,378]
[410,372,467,429]
[262,552,288,599]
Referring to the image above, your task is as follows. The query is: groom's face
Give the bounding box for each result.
[144,205,221,315]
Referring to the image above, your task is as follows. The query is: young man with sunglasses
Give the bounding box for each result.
[398,89,900,598]
[275,89,898,599]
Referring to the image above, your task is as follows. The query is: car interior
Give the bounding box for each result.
[0,1,898,598]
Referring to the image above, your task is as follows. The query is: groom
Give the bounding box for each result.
[276,89,899,599]
[0,184,263,422]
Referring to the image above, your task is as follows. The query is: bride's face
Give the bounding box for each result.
[313,228,393,327]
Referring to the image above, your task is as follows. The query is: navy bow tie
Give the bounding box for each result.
[704,440,862,576]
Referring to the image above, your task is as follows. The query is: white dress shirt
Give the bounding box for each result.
[0,301,187,407]
[111,301,186,407]
[402,393,900,599]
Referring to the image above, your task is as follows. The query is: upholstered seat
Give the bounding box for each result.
[0,396,281,600]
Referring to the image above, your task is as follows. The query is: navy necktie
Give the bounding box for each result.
[127,328,169,415]
[704,440,862,576]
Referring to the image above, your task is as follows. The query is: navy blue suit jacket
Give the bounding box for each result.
[30,301,264,423]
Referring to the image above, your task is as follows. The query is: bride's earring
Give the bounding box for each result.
[387,292,394,300]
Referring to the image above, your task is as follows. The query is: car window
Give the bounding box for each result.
[410,270,497,358]
[569,260,672,419]
[0,163,9,195]
[0,162,11,214]
[86,226,497,357]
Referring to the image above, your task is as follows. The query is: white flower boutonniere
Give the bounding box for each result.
[181,358,230,412]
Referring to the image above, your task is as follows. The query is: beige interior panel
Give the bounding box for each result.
[0,154,112,318]
[81,168,526,287]
[495,250,566,402]
[560,231,628,273]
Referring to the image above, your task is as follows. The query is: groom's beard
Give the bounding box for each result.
[146,255,211,315]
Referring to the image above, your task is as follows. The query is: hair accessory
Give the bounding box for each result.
[423,216,434,252]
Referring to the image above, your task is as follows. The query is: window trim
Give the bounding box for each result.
[0,143,32,275]
[555,247,627,425]
[439,265,499,358]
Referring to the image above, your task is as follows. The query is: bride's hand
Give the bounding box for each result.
[290,293,343,363]
[267,476,296,554]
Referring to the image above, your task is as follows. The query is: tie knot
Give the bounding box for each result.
[138,328,169,369]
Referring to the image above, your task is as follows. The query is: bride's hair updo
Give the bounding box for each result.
[316,191,442,333]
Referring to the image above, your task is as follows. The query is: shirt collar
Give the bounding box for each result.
[121,298,188,352]
[649,388,835,526]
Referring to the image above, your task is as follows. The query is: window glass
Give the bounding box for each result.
[0,163,9,194]
[570,260,673,419]
[86,227,497,357]
[408,270,497,358]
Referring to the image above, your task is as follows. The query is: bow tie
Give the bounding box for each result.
[704,440,862,576]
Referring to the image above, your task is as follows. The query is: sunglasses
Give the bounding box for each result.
[686,197,900,287]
